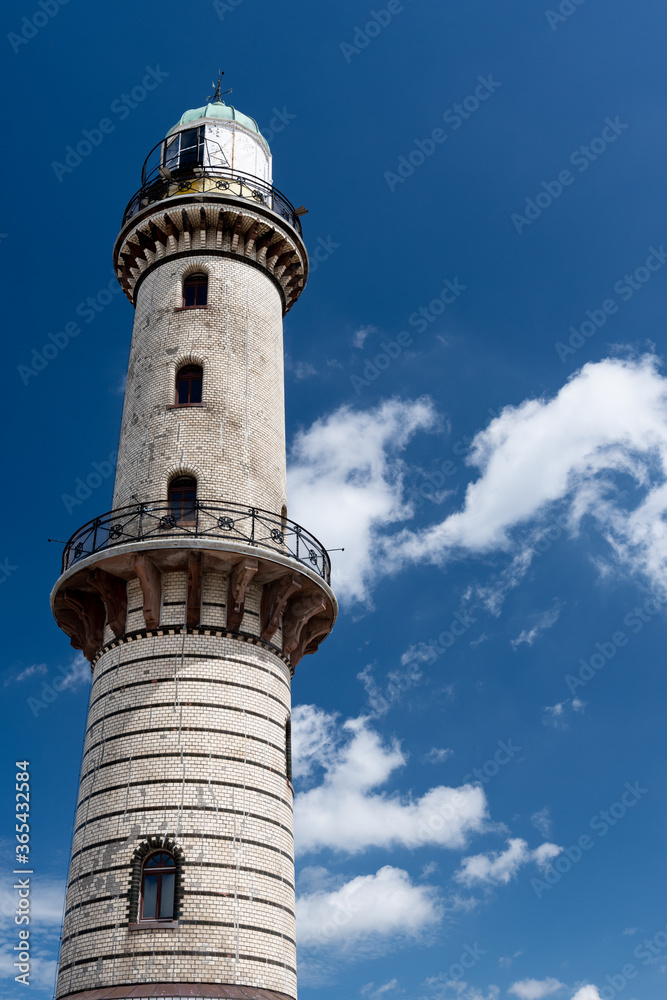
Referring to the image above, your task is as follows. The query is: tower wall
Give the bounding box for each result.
[113,257,287,514]
[56,574,297,999]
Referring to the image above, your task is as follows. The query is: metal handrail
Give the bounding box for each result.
[122,164,302,232]
[61,500,330,583]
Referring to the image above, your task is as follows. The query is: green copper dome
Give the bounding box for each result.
[167,102,266,143]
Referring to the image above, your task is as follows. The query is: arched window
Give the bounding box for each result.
[141,851,176,921]
[182,272,208,308]
[176,365,203,405]
[169,476,197,523]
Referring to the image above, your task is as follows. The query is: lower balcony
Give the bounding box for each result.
[52,501,336,671]
[61,499,330,583]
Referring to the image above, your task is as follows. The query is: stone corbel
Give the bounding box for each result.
[87,568,128,638]
[131,554,162,630]
[60,589,106,662]
[227,558,259,631]
[282,594,327,657]
[260,573,302,642]
[187,551,203,628]
[290,616,331,668]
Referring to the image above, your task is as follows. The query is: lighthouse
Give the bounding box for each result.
[51,86,336,1000]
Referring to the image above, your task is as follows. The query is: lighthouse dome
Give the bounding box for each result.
[167,101,263,139]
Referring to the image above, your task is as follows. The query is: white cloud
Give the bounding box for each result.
[297,866,441,953]
[287,397,438,604]
[362,979,400,999]
[293,710,488,855]
[511,603,561,649]
[425,748,454,764]
[58,654,90,690]
[531,807,552,839]
[293,360,318,380]
[353,325,376,349]
[288,357,667,610]
[4,663,48,686]
[454,838,562,887]
[499,951,523,968]
[543,698,585,729]
[570,988,602,1000]
[381,356,667,600]
[509,978,565,1000]
[423,980,500,1000]
[291,704,339,782]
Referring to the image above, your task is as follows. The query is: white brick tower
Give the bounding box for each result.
[51,90,336,1000]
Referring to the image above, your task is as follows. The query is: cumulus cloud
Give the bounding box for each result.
[570,988,602,1000]
[509,979,565,1000]
[287,397,438,604]
[511,602,561,649]
[297,866,441,953]
[293,709,488,855]
[381,356,667,597]
[291,704,339,782]
[454,838,561,887]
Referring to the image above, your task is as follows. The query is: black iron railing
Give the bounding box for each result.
[62,500,330,583]
[122,165,302,232]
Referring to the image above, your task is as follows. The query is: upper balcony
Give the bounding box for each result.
[122,129,303,233]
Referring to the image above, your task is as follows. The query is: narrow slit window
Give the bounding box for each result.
[183,272,208,308]
[168,476,197,523]
[176,365,203,405]
[285,716,293,784]
[140,851,176,921]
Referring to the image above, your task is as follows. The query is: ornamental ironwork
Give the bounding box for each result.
[61,500,331,583]
[122,163,302,233]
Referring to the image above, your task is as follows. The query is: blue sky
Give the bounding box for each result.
[2,1,667,999]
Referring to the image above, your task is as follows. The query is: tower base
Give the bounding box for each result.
[57,985,295,1000]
